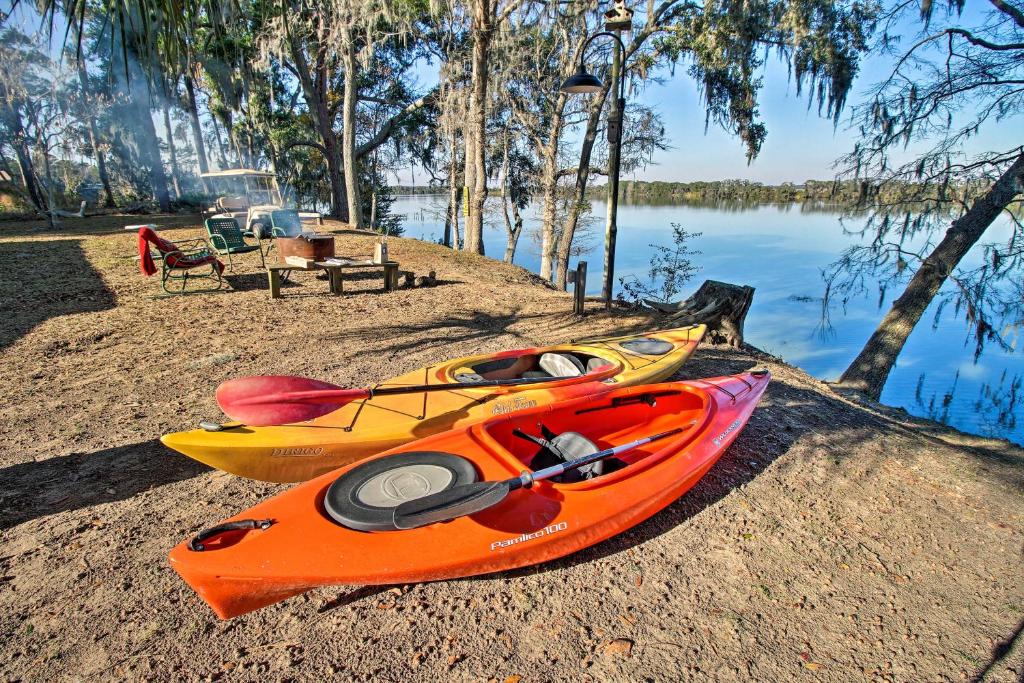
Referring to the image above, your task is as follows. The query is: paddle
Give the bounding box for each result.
[392,426,684,530]
[571,324,701,345]
[216,373,587,426]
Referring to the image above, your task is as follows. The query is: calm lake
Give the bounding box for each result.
[390,194,1023,446]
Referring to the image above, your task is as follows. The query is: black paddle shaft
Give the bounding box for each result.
[518,427,683,488]
[392,426,684,530]
[368,375,579,397]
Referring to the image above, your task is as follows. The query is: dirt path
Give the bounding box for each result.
[1,215,1022,682]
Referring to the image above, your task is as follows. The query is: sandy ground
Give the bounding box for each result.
[1,214,1022,682]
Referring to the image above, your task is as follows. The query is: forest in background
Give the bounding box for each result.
[397,179,873,204]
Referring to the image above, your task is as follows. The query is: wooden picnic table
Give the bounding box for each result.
[266,258,399,298]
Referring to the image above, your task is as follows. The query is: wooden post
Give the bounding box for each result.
[383,262,399,292]
[328,267,343,295]
[268,267,282,299]
[569,261,587,315]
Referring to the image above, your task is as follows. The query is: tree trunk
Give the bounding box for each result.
[1,106,45,210]
[211,116,230,168]
[322,135,347,220]
[222,111,246,166]
[652,280,755,348]
[504,201,523,263]
[462,91,477,251]
[183,74,211,192]
[120,48,172,213]
[287,31,348,220]
[836,153,1024,399]
[464,0,493,255]
[445,127,461,249]
[40,136,57,229]
[341,36,363,228]
[139,91,172,212]
[553,89,607,290]
[76,60,116,207]
[537,95,567,281]
[498,137,522,263]
[162,102,183,199]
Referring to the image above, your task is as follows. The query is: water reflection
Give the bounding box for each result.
[975,371,1021,437]
[610,195,871,215]
[914,369,1021,439]
[914,370,959,426]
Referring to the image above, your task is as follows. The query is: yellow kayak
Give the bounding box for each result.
[160,325,706,482]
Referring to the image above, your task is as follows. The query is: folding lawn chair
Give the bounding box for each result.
[205,217,266,271]
[137,227,224,294]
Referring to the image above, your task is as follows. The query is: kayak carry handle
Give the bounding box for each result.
[189,519,274,551]
[575,390,677,415]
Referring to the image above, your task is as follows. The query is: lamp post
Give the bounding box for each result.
[560,5,632,309]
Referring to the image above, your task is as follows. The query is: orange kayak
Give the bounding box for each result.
[169,371,769,619]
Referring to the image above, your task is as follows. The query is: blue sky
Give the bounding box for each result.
[624,1,1018,183]
[636,61,862,184]
[398,1,1017,185]
[397,50,881,185]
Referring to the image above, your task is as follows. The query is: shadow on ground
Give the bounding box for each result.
[971,618,1024,682]
[324,309,585,360]
[223,272,269,292]
[0,213,202,240]
[0,239,116,350]
[0,440,210,530]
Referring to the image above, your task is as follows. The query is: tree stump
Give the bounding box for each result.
[644,280,754,348]
[414,270,438,288]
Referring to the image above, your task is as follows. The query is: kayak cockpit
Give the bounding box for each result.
[476,385,711,488]
[446,349,619,384]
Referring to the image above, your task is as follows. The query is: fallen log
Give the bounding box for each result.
[644,280,754,348]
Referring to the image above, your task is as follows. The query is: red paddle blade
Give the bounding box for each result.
[216,376,369,426]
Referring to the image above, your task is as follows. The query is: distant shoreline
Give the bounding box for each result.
[392,179,863,205]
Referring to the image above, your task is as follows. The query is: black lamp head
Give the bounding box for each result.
[560,66,604,94]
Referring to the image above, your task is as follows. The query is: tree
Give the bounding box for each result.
[495,124,535,262]
[619,223,702,304]
[89,11,174,212]
[0,29,48,211]
[830,0,1024,399]
[69,44,116,207]
[461,0,534,254]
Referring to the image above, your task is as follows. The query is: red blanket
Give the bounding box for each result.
[138,226,224,276]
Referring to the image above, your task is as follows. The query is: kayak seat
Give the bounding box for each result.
[538,352,585,377]
[517,425,626,483]
[454,372,486,383]
[324,452,478,531]
[586,357,613,373]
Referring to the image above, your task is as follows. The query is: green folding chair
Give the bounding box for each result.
[270,209,304,238]
[205,217,266,271]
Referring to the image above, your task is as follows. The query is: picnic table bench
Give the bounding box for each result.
[267,258,400,298]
